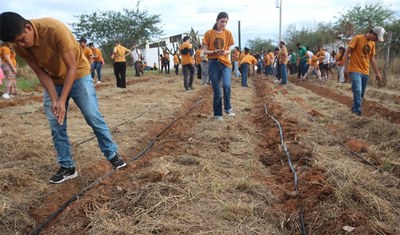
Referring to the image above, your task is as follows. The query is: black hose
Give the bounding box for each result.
[264,104,307,235]
[307,114,382,172]
[27,98,202,235]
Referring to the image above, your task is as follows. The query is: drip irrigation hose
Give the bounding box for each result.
[28,97,202,235]
[306,114,382,172]
[264,104,308,235]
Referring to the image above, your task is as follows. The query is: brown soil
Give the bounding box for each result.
[0,71,399,234]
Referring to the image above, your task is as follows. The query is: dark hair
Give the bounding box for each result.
[213,12,229,30]
[0,12,30,42]
[88,42,94,47]
[296,43,301,47]
[183,36,190,42]
[79,37,87,43]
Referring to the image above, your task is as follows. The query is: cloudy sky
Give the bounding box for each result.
[2,0,399,46]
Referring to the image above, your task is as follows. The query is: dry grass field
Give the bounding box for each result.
[0,67,399,234]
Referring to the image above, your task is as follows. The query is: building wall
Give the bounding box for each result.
[139,33,202,69]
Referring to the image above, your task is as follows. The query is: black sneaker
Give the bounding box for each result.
[110,154,127,169]
[49,167,78,184]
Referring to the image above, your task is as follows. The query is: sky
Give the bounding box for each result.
[2,0,399,47]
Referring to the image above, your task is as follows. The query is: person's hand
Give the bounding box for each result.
[375,74,381,81]
[52,99,66,125]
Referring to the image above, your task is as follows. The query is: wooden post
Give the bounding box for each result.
[380,31,392,87]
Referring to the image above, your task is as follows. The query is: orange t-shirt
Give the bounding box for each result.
[14,18,91,85]
[347,34,375,74]
[91,47,103,63]
[113,45,130,62]
[82,47,92,63]
[278,45,288,65]
[240,54,257,65]
[310,55,319,67]
[195,49,202,65]
[173,54,180,65]
[232,50,240,62]
[0,46,17,67]
[317,50,325,63]
[335,53,344,66]
[202,29,234,68]
[179,41,194,65]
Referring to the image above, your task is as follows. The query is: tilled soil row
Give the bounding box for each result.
[290,78,400,124]
[252,77,340,234]
[262,76,400,234]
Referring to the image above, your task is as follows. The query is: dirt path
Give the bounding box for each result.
[0,73,399,234]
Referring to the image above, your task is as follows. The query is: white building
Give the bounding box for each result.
[138,32,203,69]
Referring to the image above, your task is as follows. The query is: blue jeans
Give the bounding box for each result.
[350,72,369,114]
[91,62,102,81]
[337,65,344,83]
[298,60,307,78]
[208,59,232,116]
[44,75,118,168]
[265,64,274,76]
[233,61,241,77]
[280,63,288,84]
[240,63,249,87]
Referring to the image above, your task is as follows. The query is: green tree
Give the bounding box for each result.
[284,23,337,51]
[335,2,396,37]
[246,37,275,52]
[71,0,162,60]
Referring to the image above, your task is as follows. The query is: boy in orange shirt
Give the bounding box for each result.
[1,12,126,184]
[343,26,384,116]
[303,51,322,81]
[79,38,93,65]
[179,36,195,91]
[88,42,103,84]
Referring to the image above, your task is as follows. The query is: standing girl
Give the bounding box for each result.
[336,46,345,84]
[202,12,235,120]
[0,42,17,99]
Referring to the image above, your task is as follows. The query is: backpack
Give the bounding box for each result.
[181,48,194,56]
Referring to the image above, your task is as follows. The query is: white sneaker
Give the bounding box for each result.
[97,81,102,84]
[214,116,223,121]
[2,93,10,99]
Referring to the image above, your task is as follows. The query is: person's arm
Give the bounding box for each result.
[370,55,381,81]
[343,47,353,74]
[4,54,17,73]
[55,50,77,125]
[202,44,218,55]
[124,48,132,58]
[26,60,59,119]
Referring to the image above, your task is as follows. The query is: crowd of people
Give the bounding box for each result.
[0,10,385,183]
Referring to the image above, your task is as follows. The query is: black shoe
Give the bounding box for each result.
[110,154,127,169]
[49,167,78,184]
[352,111,362,116]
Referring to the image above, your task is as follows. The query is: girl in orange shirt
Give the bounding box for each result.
[336,46,346,84]
[0,42,17,99]
[202,12,235,120]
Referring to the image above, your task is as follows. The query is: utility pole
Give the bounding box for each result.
[238,20,241,51]
[276,0,282,41]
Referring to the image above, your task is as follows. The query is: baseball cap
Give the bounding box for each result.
[372,26,385,42]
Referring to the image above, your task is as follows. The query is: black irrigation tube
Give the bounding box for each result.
[306,114,383,172]
[28,97,203,235]
[264,104,308,235]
